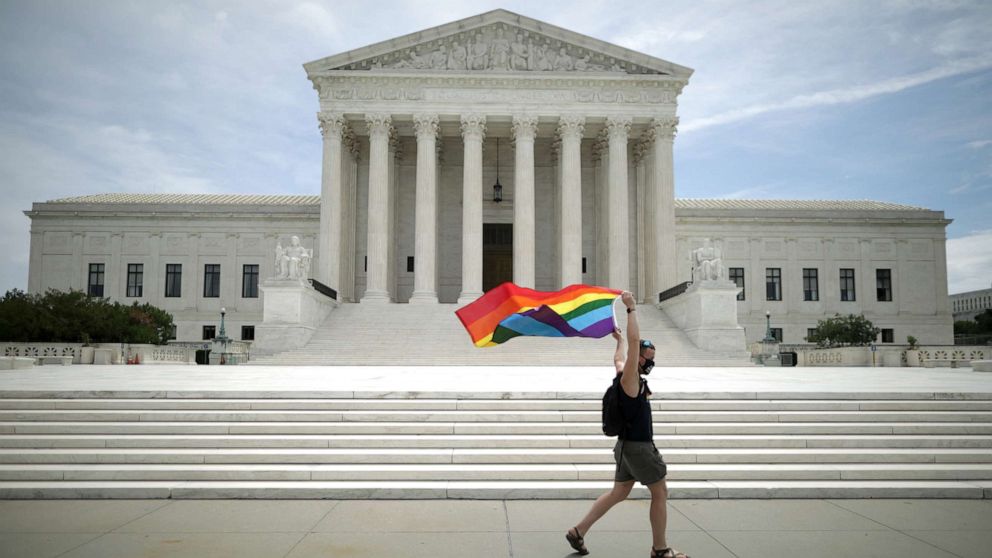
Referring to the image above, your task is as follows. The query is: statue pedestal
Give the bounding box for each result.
[252,279,337,356]
[659,280,748,357]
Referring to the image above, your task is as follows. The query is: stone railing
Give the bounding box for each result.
[0,342,195,365]
[781,344,991,367]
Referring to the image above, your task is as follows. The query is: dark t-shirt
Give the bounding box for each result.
[617,376,653,442]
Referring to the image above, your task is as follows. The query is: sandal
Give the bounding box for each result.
[565,526,589,555]
[652,548,689,558]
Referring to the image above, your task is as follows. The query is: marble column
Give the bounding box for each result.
[361,113,392,303]
[317,112,346,291]
[458,114,486,304]
[650,116,678,296]
[606,116,632,291]
[28,231,43,294]
[558,115,584,287]
[512,115,538,288]
[387,129,399,301]
[71,233,84,291]
[634,143,647,302]
[410,113,440,304]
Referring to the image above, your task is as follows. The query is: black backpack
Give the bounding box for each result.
[601,376,627,437]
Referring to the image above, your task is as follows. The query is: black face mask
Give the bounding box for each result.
[640,359,655,375]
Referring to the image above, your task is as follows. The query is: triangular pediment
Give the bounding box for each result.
[304,9,693,78]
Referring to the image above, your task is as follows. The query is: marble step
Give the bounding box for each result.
[3,409,989,422]
[2,434,991,450]
[6,421,992,435]
[1,398,991,411]
[2,463,992,482]
[2,447,990,465]
[0,480,988,499]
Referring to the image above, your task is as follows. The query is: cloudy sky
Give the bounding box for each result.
[1,0,990,295]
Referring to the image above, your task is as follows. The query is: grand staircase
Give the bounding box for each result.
[249,303,750,366]
[1,390,990,499]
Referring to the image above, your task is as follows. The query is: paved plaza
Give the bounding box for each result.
[2,498,992,557]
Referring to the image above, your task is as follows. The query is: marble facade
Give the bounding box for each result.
[21,10,955,348]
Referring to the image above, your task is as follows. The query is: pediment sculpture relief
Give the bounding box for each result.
[335,24,661,75]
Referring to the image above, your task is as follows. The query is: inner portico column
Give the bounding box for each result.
[317,112,346,291]
[512,115,538,288]
[361,113,392,303]
[606,115,632,291]
[557,115,585,286]
[409,113,440,304]
[650,116,678,295]
[458,114,486,304]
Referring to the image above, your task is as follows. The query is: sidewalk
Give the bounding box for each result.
[2,498,991,557]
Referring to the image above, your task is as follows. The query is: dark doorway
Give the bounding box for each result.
[483,223,513,292]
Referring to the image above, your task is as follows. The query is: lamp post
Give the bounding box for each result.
[216,307,229,365]
[763,310,774,342]
[492,137,503,203]
[219,307,227,340]
[761,309,780,366]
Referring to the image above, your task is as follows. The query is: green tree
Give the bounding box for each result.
[806,314,881,348]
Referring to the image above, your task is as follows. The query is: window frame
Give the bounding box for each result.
[126,263,144,298]
[242,264,259,298]
[802,268,819,301]
[241,325,255,341]
[165,263,182,298]
[729,267,745,301]
[876,268,892,302]
[202,325,216,340]
[204,264,221,298]
[87,263,105,297]
[840,268,856,302]
[765,268,782,301]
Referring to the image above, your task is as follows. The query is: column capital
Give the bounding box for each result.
[605,116,633,140]
[318,112,347,138]
[649,116,679,141]
[460,114,487,140]
[556,115,585,140]
[365,113,392,137]
[632,141,650,164]
[412,113,440,139]
[511,115,539,140]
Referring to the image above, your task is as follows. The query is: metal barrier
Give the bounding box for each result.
[658,281,692,303]
[309,278,338,301]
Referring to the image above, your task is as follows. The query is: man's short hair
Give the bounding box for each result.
[639,339,655,354]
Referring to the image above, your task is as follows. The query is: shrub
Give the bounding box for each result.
[0,289,174,344]
[806,314,881,348]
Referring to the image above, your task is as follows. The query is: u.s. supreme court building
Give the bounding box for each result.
[24,10,954,351]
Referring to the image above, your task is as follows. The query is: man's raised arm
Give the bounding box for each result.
[619,291,640,398]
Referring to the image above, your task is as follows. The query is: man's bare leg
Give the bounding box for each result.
[572,480,635,538]
[647,479,669,551]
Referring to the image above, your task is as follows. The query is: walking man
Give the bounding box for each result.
[566,291,689,558]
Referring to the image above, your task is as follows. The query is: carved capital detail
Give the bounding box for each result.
[412,113,440,140]
[605,116,632,141]
[511,115,539,140]
[365,113,392,138]
[318,112,347,139]
[460,114,487,141]
[650,116,679,141]
[556,114,585,140]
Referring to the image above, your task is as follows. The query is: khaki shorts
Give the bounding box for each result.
[614,440,667,486]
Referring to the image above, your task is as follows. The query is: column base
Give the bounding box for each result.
[408,292,439,304]
[457,291,483,305]
[360,290,393,304]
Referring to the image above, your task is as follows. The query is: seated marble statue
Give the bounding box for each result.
[691,238,724,282]
[275,235,312,280]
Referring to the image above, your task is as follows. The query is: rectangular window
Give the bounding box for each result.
[202,325,216,340]
[730,267,745,301]
[802,268,819,301]
[881,328,894,343]
[765,268,782,301]
[840,268,856,301]
[876,269,892,302]
[165,264,182,298]
[242,264,259,298]
[126,264,143,297]
[241,325,255,341]
[87,263,105,297]
[582,257,587,274]
[167,324,177,341]
[770,328,783,342]
[807,328,817,342]
[407,256,414,273]
[204,264,221,298]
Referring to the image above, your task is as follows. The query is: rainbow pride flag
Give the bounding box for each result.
[455,283,622,347]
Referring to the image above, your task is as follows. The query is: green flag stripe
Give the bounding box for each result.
[559,297,614,322]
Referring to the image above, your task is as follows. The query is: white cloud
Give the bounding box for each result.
[682,54,992,133]
[967,139,992,149]
[946,230,992,293]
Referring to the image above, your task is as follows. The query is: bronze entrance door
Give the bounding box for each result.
[483,223,513,292]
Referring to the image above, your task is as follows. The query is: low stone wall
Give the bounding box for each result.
[780,344,991,367]
[0,343,194,365]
